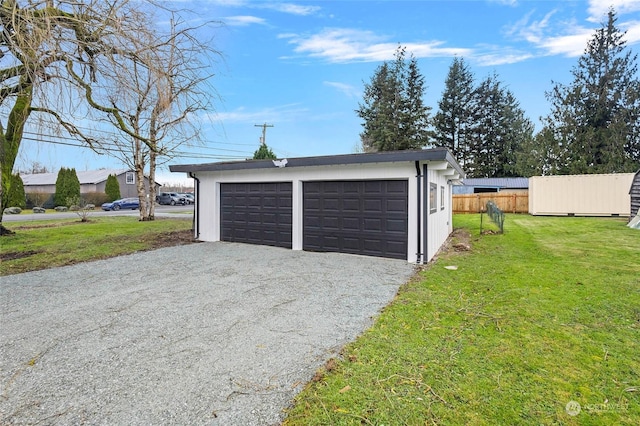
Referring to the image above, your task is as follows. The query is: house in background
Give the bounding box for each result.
[452,178,529,214]
[21,169,160,202]
[171,149,463,264]
[452,177,529,194]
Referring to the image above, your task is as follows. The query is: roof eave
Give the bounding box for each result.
[170,148,465,178]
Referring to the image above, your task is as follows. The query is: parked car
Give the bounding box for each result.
[181,193,194,204]
[102,197,140,211]
[156,192,186,205]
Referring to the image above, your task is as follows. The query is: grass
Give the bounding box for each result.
[0,216,193,276]
[284,214,640,425]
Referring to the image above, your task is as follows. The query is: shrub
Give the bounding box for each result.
[105,174,121,201]
[26,192,54,209]
[83,192,109,206]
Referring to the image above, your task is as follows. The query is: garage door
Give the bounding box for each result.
[220,182,292,249]
[303,180,408,259]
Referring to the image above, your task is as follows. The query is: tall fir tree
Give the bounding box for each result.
[471,75,534,177]
[433,57,477,169]
[435,63,533,178]
[543,8,640,174]
[356,46,431,151]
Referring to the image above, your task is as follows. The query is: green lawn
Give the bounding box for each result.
[0,217,193,276]
[285,215,640,425]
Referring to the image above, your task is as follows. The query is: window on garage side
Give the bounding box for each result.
[441,186,445,210]
[125,172,135,185]
[430,182,437,214]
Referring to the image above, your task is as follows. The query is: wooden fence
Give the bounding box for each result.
[453,192,529,214]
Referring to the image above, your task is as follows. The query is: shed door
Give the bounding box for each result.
[303,180,408,259]
[220,182,292,249]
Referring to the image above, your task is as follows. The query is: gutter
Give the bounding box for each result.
[415,161,424,264]
[189,172,200,240]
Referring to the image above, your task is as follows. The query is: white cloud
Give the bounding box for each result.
[210,0,320,16]
[283,28,471,63]
[223,15,266,26]
[474,51,534,66]
[587,0,640,22]
[488,0,518,6]
[211,104,309,123]
[268,3,320,16]
[507,4,640,59]
[324,81,360,99]
[621,20,640,44]
[537,28,596,56]
[506,10,557,44]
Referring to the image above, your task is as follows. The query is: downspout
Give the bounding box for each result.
[415,161,423,264]
[189,172,200,240]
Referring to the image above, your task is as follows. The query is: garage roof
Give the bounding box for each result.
[170,148,464,177]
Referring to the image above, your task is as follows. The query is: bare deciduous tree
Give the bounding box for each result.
[66,8,218,221]
[1,0,149,233]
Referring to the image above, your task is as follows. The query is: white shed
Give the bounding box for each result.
[529,173,635,216]
[170,149,463,263]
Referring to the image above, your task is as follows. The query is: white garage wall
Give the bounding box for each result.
[424,164,454,262]
[193,160,457,263]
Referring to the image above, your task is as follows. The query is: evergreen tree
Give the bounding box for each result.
[514,127,564,176]
[54,168,81,207]
[105,174,121,201]
[253,144,277,160]
[474,75,533,178]
[544,8,640,174]
[6,174,26,209]
[434,61,533,177]
[54,168,67,207]
[356,46,431,151]
[433,57,477,169]
[67,168,81,206]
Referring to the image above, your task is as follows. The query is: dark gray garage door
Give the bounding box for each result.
[303,180,408,259]
[220,182,292,249]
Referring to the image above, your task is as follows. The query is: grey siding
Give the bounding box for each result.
[631,170,640,218]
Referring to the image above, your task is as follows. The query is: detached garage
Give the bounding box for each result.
[170,149,463,263]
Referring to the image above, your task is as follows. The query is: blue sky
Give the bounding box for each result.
[17,0,640,184]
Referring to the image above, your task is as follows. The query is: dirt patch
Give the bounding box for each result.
[0,250,41,262]
[425,227,473,266]
[11,220,93,231]
[142,229,200,250]
[448,227,473,253]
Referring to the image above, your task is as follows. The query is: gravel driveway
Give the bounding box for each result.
[0,242,415,425]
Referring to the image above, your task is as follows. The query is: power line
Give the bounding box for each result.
[22,130,256,153]
[21,135,251,160]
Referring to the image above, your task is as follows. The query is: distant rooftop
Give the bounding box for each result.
[21,169,128,186]
[460,177,529,189]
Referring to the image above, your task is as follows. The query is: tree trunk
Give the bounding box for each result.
[133,137,148,221]
[147,149,157,221]
[1,88,33,236]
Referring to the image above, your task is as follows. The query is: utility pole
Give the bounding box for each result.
[254,123,274,146]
